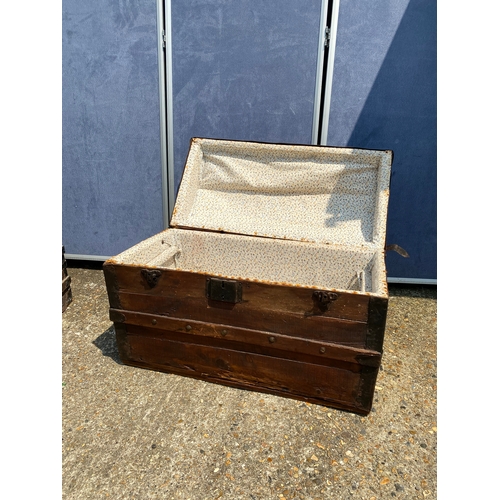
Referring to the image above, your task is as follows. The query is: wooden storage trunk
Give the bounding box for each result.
[62,246,72,313]
[104,138,393,415]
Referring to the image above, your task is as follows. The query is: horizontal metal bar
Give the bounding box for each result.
[387,277,437,285]
[64,254,111,261]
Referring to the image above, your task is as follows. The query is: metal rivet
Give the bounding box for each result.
[186,325,192,331]
[269,336,276,343]
[151,319,157,325]
[221,330,227,336]
[320,347,326,354]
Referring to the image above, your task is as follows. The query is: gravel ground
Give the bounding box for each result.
[62,267,437,500]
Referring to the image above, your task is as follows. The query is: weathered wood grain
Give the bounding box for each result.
[115,326,375,414]
[109,310,381,368]
[366,296,389,352]
[62,275,72,295]
[62,246,72,313]
[62,287,72,313]
[117,292,368,347]
[107,265,370,321]
[103,264,121,309]
[104,260,385,413]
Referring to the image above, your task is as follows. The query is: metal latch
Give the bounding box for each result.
[206,278,242,303]
[312,290,338,311]
[141,269,162,288]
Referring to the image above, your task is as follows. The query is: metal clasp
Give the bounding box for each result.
[312,290,338,311]
[141,269,162,288]
[206,278,242,303]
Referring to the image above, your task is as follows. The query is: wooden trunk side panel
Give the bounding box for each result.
[119,322,379,371]
[109,265,370,321]
[62,288,72,313]
[366,296,389,352]
[115,326,375,414]
[110,309,381,368]
[103,264,121,309]
[117,292,368,347]
[62,247,72,313]
[62,275,72,295]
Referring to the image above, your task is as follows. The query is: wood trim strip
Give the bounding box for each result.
[62,288,73,313]
[62,275,71,294]
[117,292,369,347]
[366,296,388,352]
[110,309,381,368]
[103,264,121,309]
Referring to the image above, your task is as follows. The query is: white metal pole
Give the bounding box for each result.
[164,0,176,222]
[311,0,329,144]
[156,0,169,228]
[320,0,340,145]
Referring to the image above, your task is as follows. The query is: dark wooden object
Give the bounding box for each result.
[62,246,72,313]
[104,264,387,415]
[103,138,392,415]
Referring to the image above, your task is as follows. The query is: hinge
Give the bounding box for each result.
[162,30,166,48]
[324,27,331,47]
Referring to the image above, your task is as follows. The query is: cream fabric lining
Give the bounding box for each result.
[110,139,391,297]
[171,139,392,249]
[111,229,387,296]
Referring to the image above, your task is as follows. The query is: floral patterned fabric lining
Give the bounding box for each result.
[108,139,392,296]
[110,229,386,295]
[171,138,392,249]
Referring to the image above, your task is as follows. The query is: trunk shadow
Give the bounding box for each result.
[93,325,123,364]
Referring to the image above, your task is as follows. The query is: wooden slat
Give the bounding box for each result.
[115,327,375,414]
[106,264,370,322]
[62,288,72,313]
[62,275,71,295]
[109,309,381,367]
[117,292,368,347]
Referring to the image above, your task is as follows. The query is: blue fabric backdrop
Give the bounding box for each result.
[328,0,437,280]
[62,0,163,257]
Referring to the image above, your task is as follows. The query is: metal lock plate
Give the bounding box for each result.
[206,278,242,303]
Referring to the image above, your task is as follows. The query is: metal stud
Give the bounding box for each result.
[186,325,192,331]
[152,319,157,325]
[269,336,276,343]
[319,347,326,354]
[221,330,227,336]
